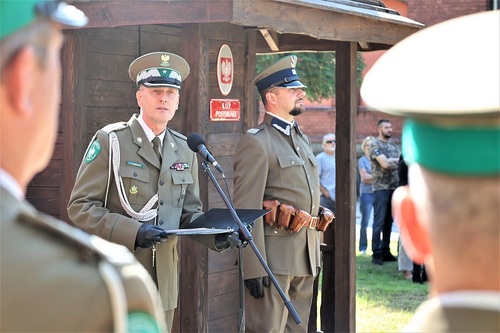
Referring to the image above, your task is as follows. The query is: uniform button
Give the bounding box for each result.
[296,147,300,151]
[312,205,315,209]
[159,180,164,186]
[159,200,164,206]
[291,161,295,165]
[159,220,164,225]
[181,177,185,182]
[311,189,315,194]
[133,172,137,177]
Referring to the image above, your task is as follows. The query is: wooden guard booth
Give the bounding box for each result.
[27,0,422,332]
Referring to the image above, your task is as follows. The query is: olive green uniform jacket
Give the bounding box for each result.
[68,114,211,311]
[233,113,321,279]
[1,186,165,332]
[403,295,500,332]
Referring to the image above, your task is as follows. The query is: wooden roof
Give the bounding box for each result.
[75,0,423,52]
[234,0,423,52]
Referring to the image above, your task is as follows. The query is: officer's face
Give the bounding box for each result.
[271,87,306,118]
[136,86,180,129]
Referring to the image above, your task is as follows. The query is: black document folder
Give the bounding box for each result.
[187,208,269,231]
[163,208,268,236]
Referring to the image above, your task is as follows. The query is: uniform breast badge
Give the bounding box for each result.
[170,163,190,171]
[129,185,138,195]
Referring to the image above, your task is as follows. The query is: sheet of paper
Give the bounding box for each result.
[163,227,234,236]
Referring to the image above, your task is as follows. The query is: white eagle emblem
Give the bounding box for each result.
[221,59,232,83]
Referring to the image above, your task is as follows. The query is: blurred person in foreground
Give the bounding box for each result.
[0,1,166,332]
[361,10,499,332]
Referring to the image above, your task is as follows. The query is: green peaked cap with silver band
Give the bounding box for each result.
[0,0,88,40]
[128,52,190,89]
[361,10,500,176]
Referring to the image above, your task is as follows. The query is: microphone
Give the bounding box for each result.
[187,133,224,174]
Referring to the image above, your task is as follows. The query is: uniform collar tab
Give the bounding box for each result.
[271,116,292,137]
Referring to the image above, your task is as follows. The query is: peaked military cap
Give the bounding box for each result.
[128,52,190,89]
[1,0,88,40]
[361,10,500,176]
[252,55,307,94]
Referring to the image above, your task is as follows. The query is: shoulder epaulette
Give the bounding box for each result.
[100,122,129,134]
[247,127,263,135]
[20,211,135,266]
[168,129,187,141]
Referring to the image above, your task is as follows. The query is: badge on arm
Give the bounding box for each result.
[85,141,102,163]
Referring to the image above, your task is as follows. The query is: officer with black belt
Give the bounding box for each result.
[233,55,332,333]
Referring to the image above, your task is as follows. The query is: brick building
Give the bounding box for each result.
[298,0,492,154]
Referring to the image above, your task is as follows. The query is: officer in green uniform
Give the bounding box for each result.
[67,51,228,331]
[0,1,166,332]
[233,55,324,332]
[361,10,499,332]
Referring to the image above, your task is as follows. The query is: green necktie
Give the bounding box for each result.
[152,136,162,163]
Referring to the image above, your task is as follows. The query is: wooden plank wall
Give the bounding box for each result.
[86,25,155,142]
[26,119,64,218]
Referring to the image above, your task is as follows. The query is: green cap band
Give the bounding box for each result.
[403,119,500,175]
[127,311,160,333]
[0,0,39,40]
[1,1,88,41]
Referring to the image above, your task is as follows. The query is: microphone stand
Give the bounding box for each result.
[200,160,302,331]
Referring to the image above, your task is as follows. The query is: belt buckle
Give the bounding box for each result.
[308,216,319,229]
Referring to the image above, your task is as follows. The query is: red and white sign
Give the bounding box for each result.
[210,99,240,121]
[216,44,233,96]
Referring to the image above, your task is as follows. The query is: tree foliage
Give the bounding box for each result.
[256,52,365,102]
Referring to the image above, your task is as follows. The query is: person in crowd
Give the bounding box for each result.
[1,1,166,332]
[397,154,427,282]
[370,119,401,265]
[361,10,499,332]
[67,51,229,331]
[316,133,337,213]
[358,135,375,254]
[310,132,336,331]
[233,55,333,332]
[396,155,413,279]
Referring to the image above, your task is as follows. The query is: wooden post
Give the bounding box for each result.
[321,41,357,332]
[177,23,209,333]
[335,41,357,333]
